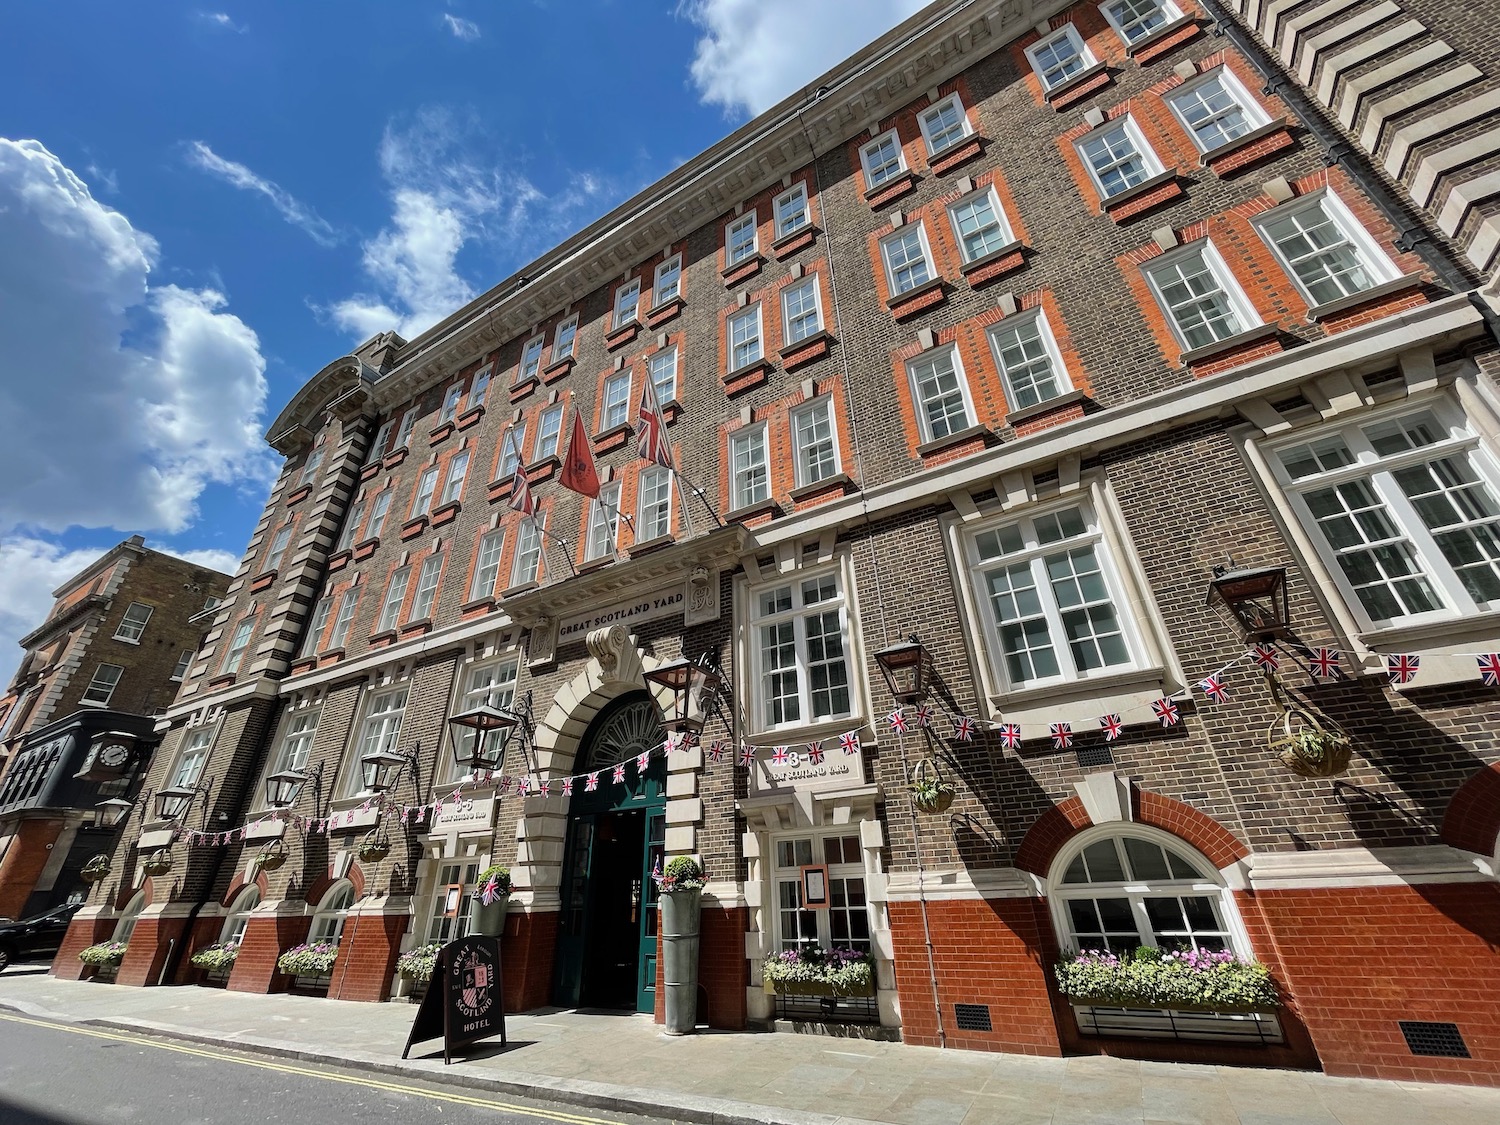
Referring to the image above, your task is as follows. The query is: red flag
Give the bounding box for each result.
[635,370,673,468]
[559,408,600,498]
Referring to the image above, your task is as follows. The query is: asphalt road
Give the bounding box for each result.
[0,1011,682,1125]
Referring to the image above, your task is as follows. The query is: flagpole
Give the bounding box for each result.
[673,469,723,528]
[533,516,578,578]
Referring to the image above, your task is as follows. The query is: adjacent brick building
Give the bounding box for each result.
[0,537,229,920]
[58,0,1500,1086]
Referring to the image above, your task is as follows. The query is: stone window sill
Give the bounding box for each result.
[1099,170,1178,214]
[725,498,782,525]
[604,320,639,350]
[1126,14,1196,57]
[1179,323,1280,366]
[789,473,855,503]
[916,423,993,459]
[959,239,1026,278]
[1198,118,1289,168]
[543,355,575,383]
[1006,389,1090,428]
[863,169,918,206]
[628,534,676,559]
[1307,274,1424,321]
[1044,60,1109,104]
[885,276,946,314]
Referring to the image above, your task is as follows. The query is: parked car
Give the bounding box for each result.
[0,901,83,972]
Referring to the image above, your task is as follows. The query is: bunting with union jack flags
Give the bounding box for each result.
[999,723,1023,750]
[1250,644,1279,672]
[1385,653,1420,685]
[1151,697,1180,727]
[1050,722,1073,750]
[1099,713,1124,742]
[1479,653,1500,688]
[839,731,861,756]
[1198,675,1229,702]
[1308,646,1342,681]
[952,716,975,742]
[807,741,826,764]
[887,708,908,733]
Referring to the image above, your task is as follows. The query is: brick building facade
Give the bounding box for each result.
[57,0,1500,1086]
[0,536,230,920]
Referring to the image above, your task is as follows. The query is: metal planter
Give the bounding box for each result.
[472,894,509,937]
[660,887,702,1035]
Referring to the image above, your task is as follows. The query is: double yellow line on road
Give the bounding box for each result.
[0,1011,625,1125]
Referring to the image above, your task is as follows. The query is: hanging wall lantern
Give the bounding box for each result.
[644,657,723,735]
[1206,566,1291,642]
[873,635,927,704]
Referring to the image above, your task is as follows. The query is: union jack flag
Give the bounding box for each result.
[516,777,530,797]
[496,776,511,794]
[1152,697,1180,727]
[1199,675,1229,702]
[839,731,861,755]
[913,704,933,728]
[772,746,789,766]
[1250,644,1280,672]
[611,763,626,785]
[562,776,574,797]
[1478,653,1500,687]
[662,734,678,755]
[999,723,1022,750]
[953,715,975,742]
[635,362,674,469]
[707,739,727,763]
[1309,646,1342,680]
[508,450,537,516]
[1050,722,1073,750]
[635,751,651,775]
[681,731,701,749]
[807,741,825,764]
[888,708,908,733]
[1386,653,1420,684]
[1099,713,1124,741]
[585,772,599,792]
[538,778,551,796]
[739,743,756,767]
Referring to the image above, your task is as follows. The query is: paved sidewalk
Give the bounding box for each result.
[1,969,1497,1125]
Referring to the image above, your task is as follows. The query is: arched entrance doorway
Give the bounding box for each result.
[552,693,666,1012]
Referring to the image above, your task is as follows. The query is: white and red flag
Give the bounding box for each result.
[839,732,861,755]
[1309,647,1342,680]
[1478,653,1500,687]
[952,716,975,742]
[1050,722,1073,750]
[1099,714,1124,742]
[1198,675,1229,702]
[998,723,1022,750]
[1385,654,1420,685]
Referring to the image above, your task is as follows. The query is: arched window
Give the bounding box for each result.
[221,886,260,945]
[309,881,354,944]
[1049,828,1241,956]
[113,891,146,944]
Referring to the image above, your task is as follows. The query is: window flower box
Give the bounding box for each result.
[190,940,240,974]
[79,941,128,971]
[761,947,875,998]
[396,942,441,985]
[277,941,338,978]
[1054,947,1280,1014]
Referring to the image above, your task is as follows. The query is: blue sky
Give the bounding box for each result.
[0,1,927,686]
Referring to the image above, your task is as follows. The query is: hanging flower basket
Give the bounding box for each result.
[80,855,112,884]
[356,830,390,864]
[78,941,128,967]
[276,941,338,977]
[142,848,173,877]
[252,840,287,872]
[761,947,875,998]
[190,941,241,972]
[1269,707,1351,779]
[1054,947,1281,1013]
[910,758,954,815]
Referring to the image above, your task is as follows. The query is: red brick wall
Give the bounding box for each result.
[51,914,115,981]
[0,818,64,920]
[116,914,190,987]
[230,912,311,994]
[500,908,558,1012]
[330,912,406,1002]
[1252,883,1500,1085]
[888,897,1063,1055]
[651,900,747,1031]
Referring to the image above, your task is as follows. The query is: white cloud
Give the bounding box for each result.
[442,14,481,40]
[186,141,338,246]
[679,0,927,116]
[0,138,273,536]
[331,109,610,340]
[199,11,247,33]
[160,546,241,575]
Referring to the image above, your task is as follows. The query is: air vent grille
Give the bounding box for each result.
[1398,1021,1469,1058]
[954,1003,993,1032]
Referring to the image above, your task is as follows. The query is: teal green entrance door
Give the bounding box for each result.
[552,694,666,1014]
